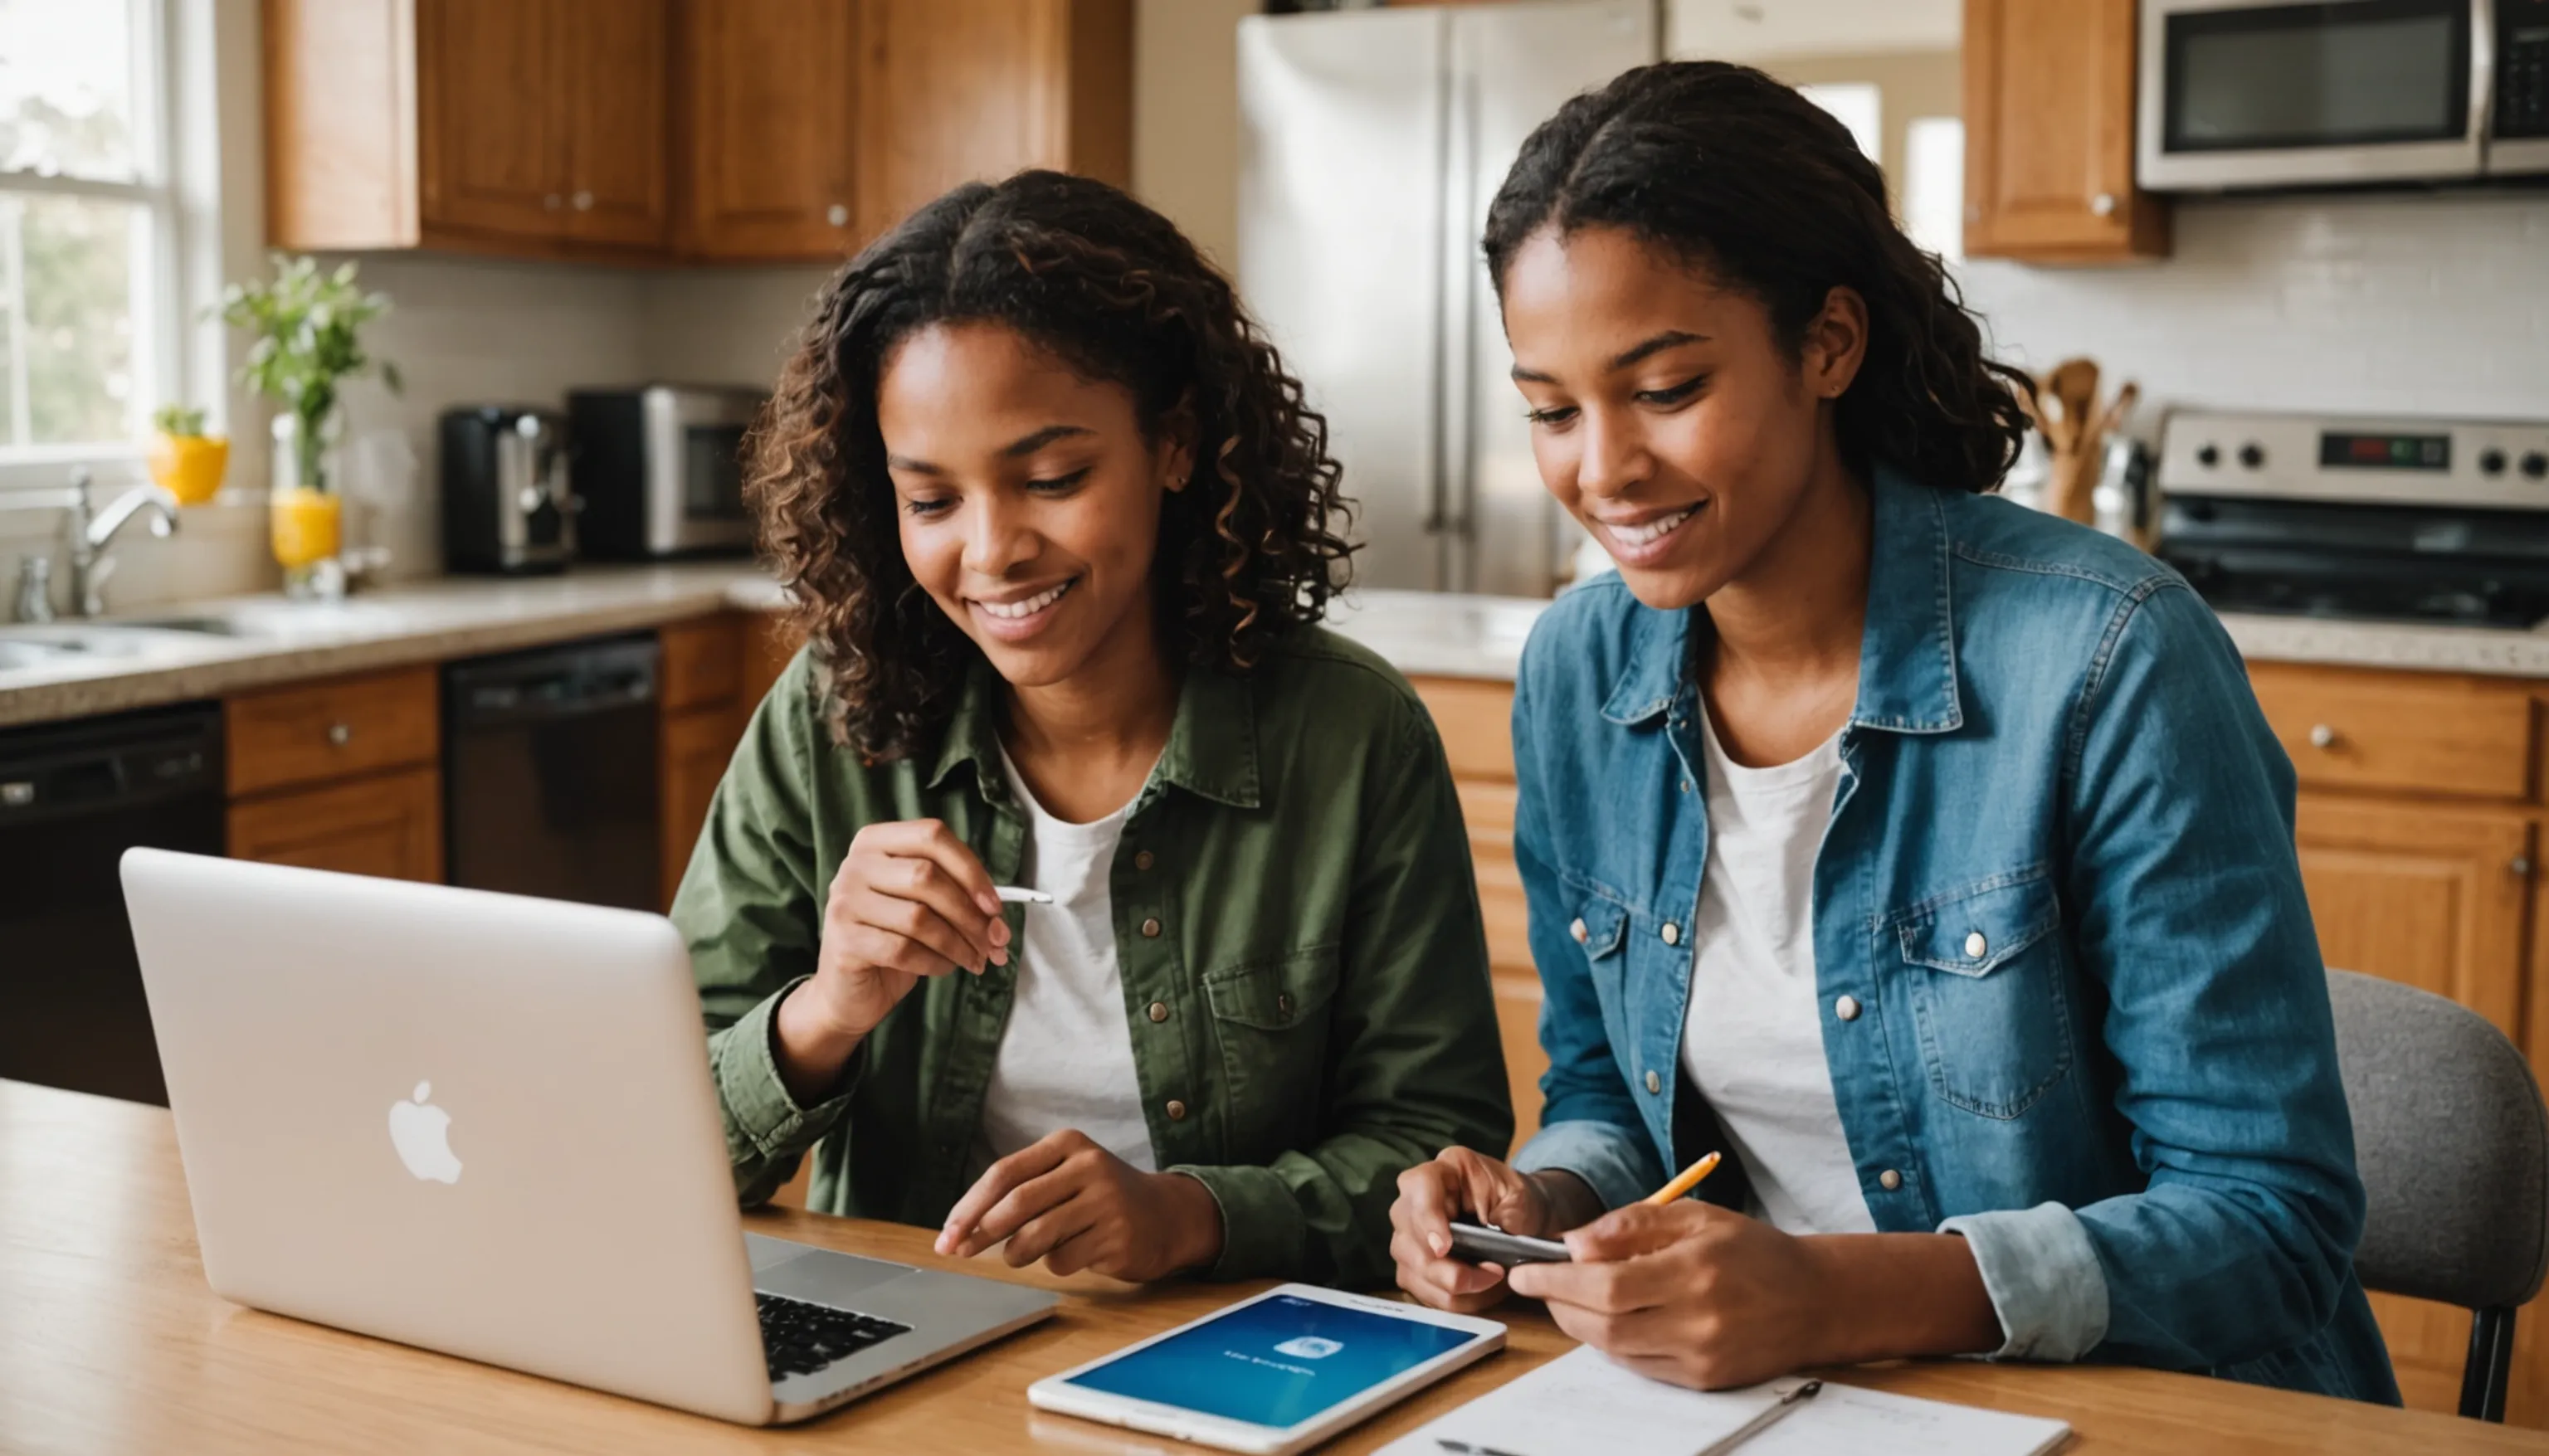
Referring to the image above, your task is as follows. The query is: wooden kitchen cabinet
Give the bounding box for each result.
[1411,675,1545,1151]
[556,0,674,247]
[659,615,753,908]
[675,0,864,261]
[269,0,671,257]
[272,0,1130,265]
[223,667,444,884]
[1962,0,2168,263]
[855,0,1133,241]
[2293,796,2532,1040]
[228,766,444,884]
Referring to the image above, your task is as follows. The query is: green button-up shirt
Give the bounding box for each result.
[671,626,1511,1287]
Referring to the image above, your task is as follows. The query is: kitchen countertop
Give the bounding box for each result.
[6,566,2547,731]
[0,563,776,729]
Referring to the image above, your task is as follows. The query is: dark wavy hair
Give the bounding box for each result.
[1483,61,2030,494]
[750,170,1354,759]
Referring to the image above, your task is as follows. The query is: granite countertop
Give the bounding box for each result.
[7,566,2547,732]
[0,563,777,729]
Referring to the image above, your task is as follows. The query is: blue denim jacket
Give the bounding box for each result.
[1508,466,2399,1404]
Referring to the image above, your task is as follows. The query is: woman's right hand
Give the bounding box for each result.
[1390,1148,1571,1313]
[772,819,1009,1103]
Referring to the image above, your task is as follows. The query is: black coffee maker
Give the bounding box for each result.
[441,406,576,575]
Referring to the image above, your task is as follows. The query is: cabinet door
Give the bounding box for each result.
[856,0,1070,236]
[229,767,445,884]
[677,0,860,261]
[1962,0,2166,261]
[661,704,744,910]
[563,0,671,248]
[2294,796,2529,1039]
[2293,794,2532,1416]
[417,0,569,241]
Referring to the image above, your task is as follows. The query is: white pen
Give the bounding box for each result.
[993,885,1053,904]
[1694,1379,1822,1456]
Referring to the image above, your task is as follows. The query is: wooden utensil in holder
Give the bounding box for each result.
[2023,358,2138,524]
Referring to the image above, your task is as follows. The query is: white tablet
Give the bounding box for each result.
[1027,1283,1505,1455]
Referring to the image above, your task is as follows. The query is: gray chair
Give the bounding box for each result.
[2328,968,2549,1421]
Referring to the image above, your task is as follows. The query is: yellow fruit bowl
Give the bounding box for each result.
[147,432,231,506]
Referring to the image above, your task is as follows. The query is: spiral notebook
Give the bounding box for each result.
[1378,1346,2071,1456]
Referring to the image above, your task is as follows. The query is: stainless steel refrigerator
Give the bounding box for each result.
[1238,0,1657,597]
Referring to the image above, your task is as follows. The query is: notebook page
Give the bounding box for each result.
[1379,1346,2069,1456]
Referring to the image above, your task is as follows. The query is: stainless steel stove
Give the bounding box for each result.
[2156,410,2549,626]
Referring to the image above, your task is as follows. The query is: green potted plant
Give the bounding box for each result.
[215,255,400,591]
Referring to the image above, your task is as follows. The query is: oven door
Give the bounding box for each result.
[2138,0,2487,190]
[639,386,762,555]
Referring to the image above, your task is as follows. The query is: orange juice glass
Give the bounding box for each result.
[270,487,342,570]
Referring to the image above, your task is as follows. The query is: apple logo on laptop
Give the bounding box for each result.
[388,1080,462,1184]
[1273,1337,1342,1360]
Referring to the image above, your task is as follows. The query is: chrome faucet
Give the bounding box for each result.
[63,468,179,618]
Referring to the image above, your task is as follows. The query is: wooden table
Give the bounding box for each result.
[4,1080,2544,1455]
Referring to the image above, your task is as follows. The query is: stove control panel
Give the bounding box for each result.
[2157,411,2549,510]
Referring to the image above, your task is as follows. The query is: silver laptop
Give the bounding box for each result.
[119,848,1057,1426]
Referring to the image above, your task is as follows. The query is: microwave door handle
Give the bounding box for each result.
[2473,0,2497,168]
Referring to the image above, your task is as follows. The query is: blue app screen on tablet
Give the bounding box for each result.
[1063,1294,1476,1429]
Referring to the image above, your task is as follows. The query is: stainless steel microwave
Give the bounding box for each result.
[2138,0,2549,191]
[567,385,763,560]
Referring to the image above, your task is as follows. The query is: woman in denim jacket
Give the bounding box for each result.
[1387,61,2398,1405]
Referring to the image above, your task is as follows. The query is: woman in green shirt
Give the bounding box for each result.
[674,170,1511,1288]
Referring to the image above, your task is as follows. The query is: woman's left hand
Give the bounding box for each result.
[936,1129,1224,1283]
[1504,1201,1834,1390]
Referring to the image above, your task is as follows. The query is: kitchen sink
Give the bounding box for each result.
[0,623,230,675]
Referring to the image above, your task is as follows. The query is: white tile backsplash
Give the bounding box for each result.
[1957,191,2549,424]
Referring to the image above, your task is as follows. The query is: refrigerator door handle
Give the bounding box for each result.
[1451,61,1484,550]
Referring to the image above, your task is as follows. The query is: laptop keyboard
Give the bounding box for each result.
[758,1291,913,1382]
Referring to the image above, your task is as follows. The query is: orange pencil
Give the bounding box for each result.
[1643,1150,1722,1205]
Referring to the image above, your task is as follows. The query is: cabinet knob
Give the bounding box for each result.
[826,203,850,227]
[2514,856,2535,879]
[2307,723,2339,750]
[572,191,593,212]
[326,722,352,747]
[1963,204,1980,223]
[2091,192,2118,217]
[543,193,562,211]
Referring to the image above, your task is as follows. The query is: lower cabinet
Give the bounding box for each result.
[2295,792,2539,1419]
[660,699,741,907]
[227,764,444,881]
[223,666,444,883]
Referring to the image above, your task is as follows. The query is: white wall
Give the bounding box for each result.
[1960,192,2549,422]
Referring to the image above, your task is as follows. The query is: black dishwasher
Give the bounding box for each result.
[0,703,224,1104]
[443,634,661,909]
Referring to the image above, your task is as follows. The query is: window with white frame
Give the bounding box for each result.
[0,0,177,462]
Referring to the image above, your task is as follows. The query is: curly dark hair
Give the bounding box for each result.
[1482,61,2031,495]
[750,170,1355,759]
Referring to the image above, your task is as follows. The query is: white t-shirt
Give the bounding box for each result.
[971,751,1158,1176]
[1677,707,1876,1235]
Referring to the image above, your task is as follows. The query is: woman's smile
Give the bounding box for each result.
[965,576,1080,640]
[1591,501,1703,566]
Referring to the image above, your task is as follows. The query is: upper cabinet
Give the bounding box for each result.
[855,0,1133,242]
[1962,0,2169,264]
[270,0,670,259]
[268,0,1133,266]
[674,0,864,261]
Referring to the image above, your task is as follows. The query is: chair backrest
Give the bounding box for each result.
[2327,969,2549,1312]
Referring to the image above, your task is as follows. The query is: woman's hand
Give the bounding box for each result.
[1504,1204,2003,1390]
[936,1130,1225,1283]
[1389,1148,1602,1313]
[772,819,1008,1103]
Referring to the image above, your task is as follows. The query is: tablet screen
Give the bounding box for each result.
[1062,1293,1478,1429]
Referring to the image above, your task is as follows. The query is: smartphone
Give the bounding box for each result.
[1446,1222,1572,1267]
